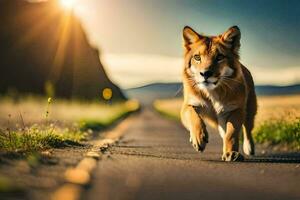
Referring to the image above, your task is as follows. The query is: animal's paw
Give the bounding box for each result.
[190,131,208,152]
[222,151,244,162]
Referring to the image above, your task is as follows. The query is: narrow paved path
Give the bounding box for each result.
[85,109,300,200]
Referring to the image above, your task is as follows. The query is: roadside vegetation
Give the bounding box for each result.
[253,117,300,150]
[153,100,181,121]
[0,125,86,153]
[0,96,139,154]
[153,95,300,150]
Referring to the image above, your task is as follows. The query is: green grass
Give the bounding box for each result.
[79,100,140,131]
[153,100,180,121]
[254,118,300,150]
[0,97,140,154]
[154,106,180,121]
[0,125,87,153]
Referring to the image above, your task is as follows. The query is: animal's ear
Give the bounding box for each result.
[221,26,241,54]
[183,26,202,50]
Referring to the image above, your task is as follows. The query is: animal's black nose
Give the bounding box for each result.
[200,70,213,79]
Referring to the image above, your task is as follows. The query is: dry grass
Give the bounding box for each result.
[154,95,300,124]
[0,96,139,128]
[255,95,300,124]
[153,99,182,120]
[153,95,300,149]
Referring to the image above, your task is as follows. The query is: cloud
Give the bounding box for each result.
[101,53,300,88]
[248,65,300,86]
[101,54,183,88]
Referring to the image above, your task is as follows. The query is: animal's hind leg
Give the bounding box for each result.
[243,91,257,156]
[243,120,255,156]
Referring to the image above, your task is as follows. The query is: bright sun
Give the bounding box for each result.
[59,0,76,10]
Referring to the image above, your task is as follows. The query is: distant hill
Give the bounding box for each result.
[0,0,125,101]
[125,82,300,104]
[255,84,300,96]
[125,83,182,104]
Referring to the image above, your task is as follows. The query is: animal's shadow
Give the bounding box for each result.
[114,141,300,164]
[244,152,300,163]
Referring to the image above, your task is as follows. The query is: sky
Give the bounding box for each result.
[71,0,300,88]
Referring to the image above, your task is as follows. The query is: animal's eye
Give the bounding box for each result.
[216,54,225,62]
[193,54,201,62]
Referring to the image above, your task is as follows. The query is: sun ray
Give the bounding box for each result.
[50,11,73,82]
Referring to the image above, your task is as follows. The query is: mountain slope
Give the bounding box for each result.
[125,82,300,104]
[0,0,125,100]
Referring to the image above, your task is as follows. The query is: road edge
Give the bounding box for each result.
[51,114,136,200]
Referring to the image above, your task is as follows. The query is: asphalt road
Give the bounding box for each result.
[85,108,300,200]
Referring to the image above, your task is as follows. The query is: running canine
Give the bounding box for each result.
[180,26,257,161]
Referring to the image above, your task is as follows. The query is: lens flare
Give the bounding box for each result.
[102,88,113,100]
[60,0,76,10]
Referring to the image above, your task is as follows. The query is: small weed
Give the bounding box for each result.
[45,97,52,119]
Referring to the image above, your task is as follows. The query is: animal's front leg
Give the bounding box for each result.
[181,104,208,152]
[221,109,244,161]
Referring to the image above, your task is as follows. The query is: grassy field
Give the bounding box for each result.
[0,96,139,153]
[153,95,300,150]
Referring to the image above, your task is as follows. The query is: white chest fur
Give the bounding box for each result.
[187,94,207,107]
[212,100,225,114]
[211,98,238,114]
[187,93,238,115]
